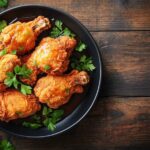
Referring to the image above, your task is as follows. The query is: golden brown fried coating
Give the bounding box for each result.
[21,36,76,85]
[0,89,41,122]
[0,16,51,55]
[34,70,89,109]
[0,54,21,92]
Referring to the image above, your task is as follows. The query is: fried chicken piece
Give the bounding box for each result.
[0,54,21,92]
[0,89,41,122]
[34,70,89,109]
[0,16,51,55]
[21,36,77,85]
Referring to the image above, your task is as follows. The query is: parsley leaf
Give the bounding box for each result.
[14,65,32,78]
[44,65,51,71]
[0,20,7,31]
[63,27,75,37]
[75,41,87,52]
[21,84,32,95]
[22,121,42,129]
[71,55,96,71]
[0,0,8,8]
[11,50,17,55]
[0,49,7,56]
[0,139,15,150]
[50,20,75,38]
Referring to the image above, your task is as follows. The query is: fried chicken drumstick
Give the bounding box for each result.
[0,89,41,122]
[34,70,89,109]
[0,16,51,55]
[21,36,76,85]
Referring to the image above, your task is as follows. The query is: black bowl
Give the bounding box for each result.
[0,5,102,138]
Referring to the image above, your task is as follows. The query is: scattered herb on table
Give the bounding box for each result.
[50,20,75,38]
[0,139,15,150]
[22,106,64,132]
[71,55,96,71]
[4,65,32,95]
[75,41,87,52]
[0,0,8,8]
[0,20,7,31]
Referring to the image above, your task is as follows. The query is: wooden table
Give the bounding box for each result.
[0,0,150,149]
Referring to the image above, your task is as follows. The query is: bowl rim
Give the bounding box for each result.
[0,4,102,138]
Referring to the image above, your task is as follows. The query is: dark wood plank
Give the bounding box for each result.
[91,31,150,96]
[3,0,150,31]
[11,97,150,150]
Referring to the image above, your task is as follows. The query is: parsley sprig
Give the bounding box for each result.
[0,139,15,150]
[71,55,95,71]
[22,106,64,131]
[4,65,32,95]
[50,20,75,38]
[75,41,87,52]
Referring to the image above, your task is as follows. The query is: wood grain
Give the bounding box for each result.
[11,97,150,150]
[4,0,150,31]
[91,31,150,96]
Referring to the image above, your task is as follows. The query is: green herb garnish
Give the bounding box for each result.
[22,106,64,132]
[11,50,17,55]
[0,0,8,8]
[44,65,51,71]
[0,139,15,150]
[50,20,75,38]
[71,55,95,71]
[22,122,42,129]
[0,49,7,56]
[4,65,32,95]
[0,20,7,31]
[18,46,24,51]
[75,41,87,52]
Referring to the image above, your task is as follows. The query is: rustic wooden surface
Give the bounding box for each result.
[0,0,150,150]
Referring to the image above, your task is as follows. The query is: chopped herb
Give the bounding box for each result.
[50,20,75,38]
[22,121,42,129]
[65,88,70,94]
[71,55,96,71]
[15,111,22,116]
[63,27,75,37]
[33,60,38,67]
[0,139,15,150]
[21,84,32,95]
[4,65,32,95]
[0,0,8,8]
[11,50,17,55]
[0,49,7,56]
[44,65,51,71]
[75,41,87,52]
[18,46,24,51]
[0,20,7,31]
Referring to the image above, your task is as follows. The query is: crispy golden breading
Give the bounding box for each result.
[0,16,51,55]
[34,70,89,109]
[0,54,21,92]
[0,89,41,122]
[21,36,76,85]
